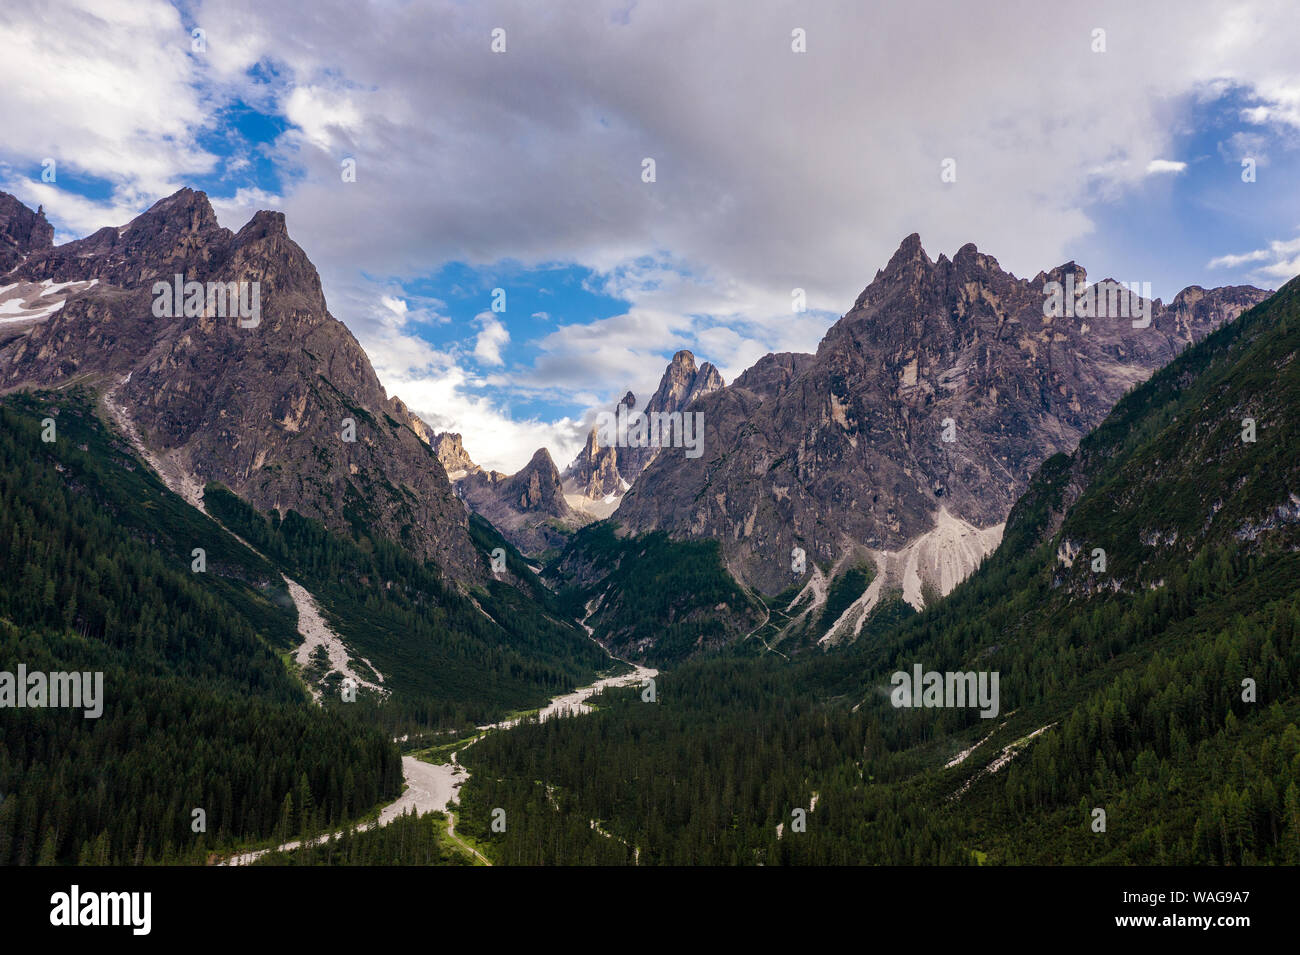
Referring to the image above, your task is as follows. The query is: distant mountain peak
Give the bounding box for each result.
[0,191,55,272]
[876,232,930,276]
[455,443,585,554]
[240,207,287,232]
[505,447,567,514]
[669,349,697,369]
[563,348,725,500]
[433,432,479,476]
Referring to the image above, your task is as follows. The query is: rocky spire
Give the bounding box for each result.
[563,348,725,498]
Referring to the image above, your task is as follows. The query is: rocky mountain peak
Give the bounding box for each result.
[651,349,723,412]
[0,188,484,582]
[225,207,327,318]
[0,191,54,272]
[433,432,479,476]
[11,186,232,286]
[563,348,725,499]
[854,233,949,316]
[143,186,220,230]
[505,447,568,514]
[617,239,1273,598]
[885,231,928,267]
[455,442,583,554]
[867,232,932,286]
[1037,261,1089,288]
[669,349,697,372]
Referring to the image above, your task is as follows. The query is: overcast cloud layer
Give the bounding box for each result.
[2,0,1299,470]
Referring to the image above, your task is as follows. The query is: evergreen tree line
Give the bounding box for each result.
[204,484,612,728]
[0,393,401,864]
[253,809,470,866]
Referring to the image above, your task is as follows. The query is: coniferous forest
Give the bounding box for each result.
[0,387,604,864]
[0,394,401,864]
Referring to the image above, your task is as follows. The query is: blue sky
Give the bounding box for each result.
[364,261,636,421]
[1074,84,1300,299]
[3,0,1299,470]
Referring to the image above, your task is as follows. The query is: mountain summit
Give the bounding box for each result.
[613,235,1271,602]
[0,192,54,272]
[563,349,723,502]
[0,189,482,581]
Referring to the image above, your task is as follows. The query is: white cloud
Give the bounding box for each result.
[7,0,1300,470]
[360,320,588,472]
[192,0,1300,477]
[472,311,509,366]
[389,367,589,473]
[1239,81,1300,129]
[1208,249,1271,269]
[0,0,218,225]
[1207,234,1300,282]
[209,186,284,230]
[282,86,365,151]
[1258,256,1300,280]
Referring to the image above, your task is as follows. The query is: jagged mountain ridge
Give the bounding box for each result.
[433,431,479,477]
[435,349,724,557]
[614,234,1272,601]
[563,349,723,501]
[0,188,483,581]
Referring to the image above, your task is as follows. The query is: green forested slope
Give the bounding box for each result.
[0,386,609,865]
[0,391,401,864]
[204,485,611,731]
[555,522,766,664]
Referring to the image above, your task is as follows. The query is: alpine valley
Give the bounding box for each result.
[1,189,1297,867]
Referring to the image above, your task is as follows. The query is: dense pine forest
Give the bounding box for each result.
[0,387,608,865]
[557,522,767,664]
[205,483,611,732]
[451,277,1300,865]
[0,392,401,864]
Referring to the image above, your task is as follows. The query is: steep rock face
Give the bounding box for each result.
[456,446,581,554]
[433,431,479,477]
[732,352,816,399]
[567,427,623,499]
[0,193,54,272]
[0,189,483,581]
[619,350,724,476]
[502,447,569,514]
[563,350,723,499]
[614,235,1272,597]
[564,391,634,501]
